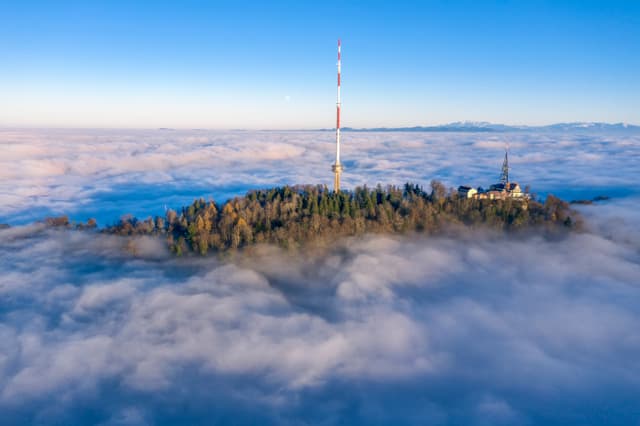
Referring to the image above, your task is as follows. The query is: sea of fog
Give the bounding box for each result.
[1,128,639,425]
[1,128,639,225]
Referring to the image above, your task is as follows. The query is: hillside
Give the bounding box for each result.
[103,181,581,255]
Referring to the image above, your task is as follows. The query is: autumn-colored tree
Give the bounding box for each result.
[104,184,579,256]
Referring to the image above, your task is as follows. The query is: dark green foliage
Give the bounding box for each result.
[104,183,582,255]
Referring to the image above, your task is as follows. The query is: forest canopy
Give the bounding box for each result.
[103,181,581,256]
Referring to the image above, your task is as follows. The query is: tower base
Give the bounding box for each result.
[332,163,344,192]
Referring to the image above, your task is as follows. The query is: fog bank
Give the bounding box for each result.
[1,198,639,424]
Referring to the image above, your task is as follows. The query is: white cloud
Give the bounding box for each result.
[1,128,639,226]
[0,204,639,424]
[1,128,639,424]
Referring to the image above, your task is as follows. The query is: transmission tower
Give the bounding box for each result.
[499,150,509,185]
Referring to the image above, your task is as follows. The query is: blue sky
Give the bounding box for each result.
[1,0,638,128]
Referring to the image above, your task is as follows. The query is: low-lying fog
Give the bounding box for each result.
[1,128,638,225]
[1,128,639,424]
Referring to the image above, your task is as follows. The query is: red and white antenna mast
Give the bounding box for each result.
[332,39,344,192]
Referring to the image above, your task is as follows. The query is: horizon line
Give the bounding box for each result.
[1,120,639,132]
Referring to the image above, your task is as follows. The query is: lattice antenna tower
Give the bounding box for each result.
[500,144,510,185]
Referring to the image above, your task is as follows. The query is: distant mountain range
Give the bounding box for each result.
[327,122,640,133]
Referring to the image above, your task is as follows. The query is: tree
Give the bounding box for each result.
[430,180,446,201]
[166,209,177,226]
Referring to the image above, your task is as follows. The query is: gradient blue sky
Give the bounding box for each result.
[1,0,638,128]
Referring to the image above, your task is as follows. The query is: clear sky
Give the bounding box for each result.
[1,0,638,128]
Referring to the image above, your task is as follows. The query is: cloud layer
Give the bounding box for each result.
[1,197,639,424]
[1,128,638,225]
[1,128,639,424]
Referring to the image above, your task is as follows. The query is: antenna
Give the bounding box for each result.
[332,39,344,192]
[500,147,509,186]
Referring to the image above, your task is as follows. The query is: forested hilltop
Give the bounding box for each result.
[104,181,581,256]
